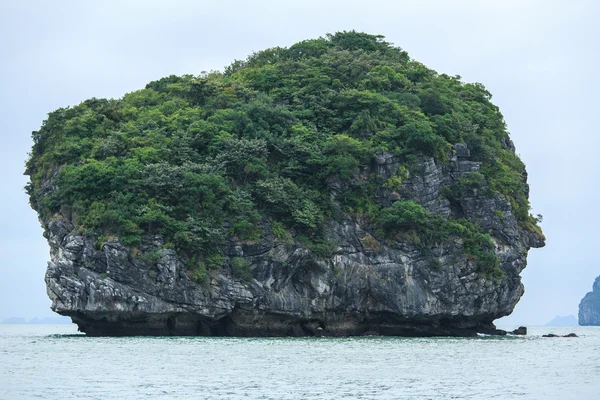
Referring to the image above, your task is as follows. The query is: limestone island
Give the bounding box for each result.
[25,32,545,337]
[579,275,600,325]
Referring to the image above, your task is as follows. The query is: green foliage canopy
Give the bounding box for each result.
[26,31,540,277]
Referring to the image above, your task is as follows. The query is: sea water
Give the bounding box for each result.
[1,324,598,399]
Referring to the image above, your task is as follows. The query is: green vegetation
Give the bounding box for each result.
[383,166,408,191]
[375,200,500,277]
[138,248,164,264]
[231,257,253,281]
[26,31,541,278]
[188,264,208,284]
[441,172,486,200]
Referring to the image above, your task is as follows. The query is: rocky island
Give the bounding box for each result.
[25,32,544,337]
[579,275,600,325]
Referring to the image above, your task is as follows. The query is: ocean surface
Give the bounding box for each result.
[1,324,598,399]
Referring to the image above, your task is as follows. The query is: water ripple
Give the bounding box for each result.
[0,325,598,399]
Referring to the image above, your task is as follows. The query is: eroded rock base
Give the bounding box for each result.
[68,311,503,338]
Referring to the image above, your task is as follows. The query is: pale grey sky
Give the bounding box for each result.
[1,0,598,325]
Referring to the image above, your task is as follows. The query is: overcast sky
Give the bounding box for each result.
[1,0,598,325]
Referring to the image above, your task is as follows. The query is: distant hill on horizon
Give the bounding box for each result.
[1,316,72,324]
[546,315,577,326]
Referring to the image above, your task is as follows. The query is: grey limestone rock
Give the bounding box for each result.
[510,326,527,335]
[578,275,600,325]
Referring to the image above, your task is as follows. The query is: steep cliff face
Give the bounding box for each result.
[43,144,543,336]
[579,276,600,326]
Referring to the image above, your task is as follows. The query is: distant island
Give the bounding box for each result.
[579,275,600,325]
[2,316,72,324]
[546,315,577,326]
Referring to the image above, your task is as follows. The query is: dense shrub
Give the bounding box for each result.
[231,257,253,281]
[441,172,486,200]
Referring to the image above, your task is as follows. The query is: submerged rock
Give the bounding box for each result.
[510,326,527,335]
[542,333,578,338]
